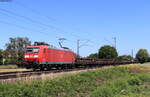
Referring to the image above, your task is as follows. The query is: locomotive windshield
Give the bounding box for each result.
[26,48,39,53]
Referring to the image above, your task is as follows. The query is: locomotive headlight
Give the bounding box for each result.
[24,55,29,58]
[34,55,39,58]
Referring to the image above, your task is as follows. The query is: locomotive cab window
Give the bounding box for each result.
[26,48,40,53]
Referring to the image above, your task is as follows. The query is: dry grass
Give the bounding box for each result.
[129,67,150,73]
[127,63,150,73]
[0,68,28,73]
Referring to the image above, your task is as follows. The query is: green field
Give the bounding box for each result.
[0,65,150,97]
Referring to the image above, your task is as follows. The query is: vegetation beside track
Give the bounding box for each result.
[0,65,28,73]
[0,65,150,97]
[0,65,18,69]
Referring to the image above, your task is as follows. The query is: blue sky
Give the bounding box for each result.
[0,0,150,56]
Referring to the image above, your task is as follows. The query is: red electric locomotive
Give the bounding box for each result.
[24,42,76,70]
[24,42,137,70]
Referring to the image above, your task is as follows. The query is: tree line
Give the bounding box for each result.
[0,37,31,65]
[87,45,150,63]
[0,37,149,65]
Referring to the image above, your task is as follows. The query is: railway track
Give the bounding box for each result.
[0,67,99,82]
[0,63,136,82]
[0,71,31,75]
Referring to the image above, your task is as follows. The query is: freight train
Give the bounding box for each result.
[24,42,136,70]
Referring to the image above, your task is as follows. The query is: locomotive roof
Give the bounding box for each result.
[26,45,73,52]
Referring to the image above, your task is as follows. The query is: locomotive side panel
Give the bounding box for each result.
[42,48,76,65]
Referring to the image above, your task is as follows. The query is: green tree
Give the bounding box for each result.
[5,37,31,64]
[136,49,149,63]
[98,45,118,59]
[0,49,3,65]
[2,50,11,64]
[87,53,98,59]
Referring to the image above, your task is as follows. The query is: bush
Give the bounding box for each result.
[128,77,142,86]
[87,53,98,59]
[117,55,133,61]
[147,57,150,62]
